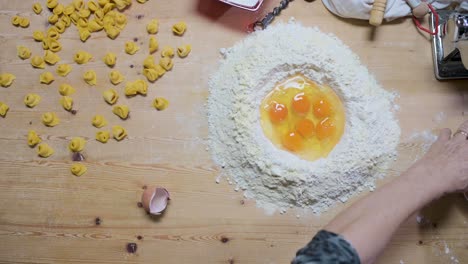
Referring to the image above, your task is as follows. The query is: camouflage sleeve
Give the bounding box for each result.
[291,230,361,264]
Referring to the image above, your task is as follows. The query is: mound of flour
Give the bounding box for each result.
[207,21,400,214]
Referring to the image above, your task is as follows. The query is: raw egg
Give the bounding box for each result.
[316,117,336,140]
[296,119,315,138]
[282,131,302,152]
[313,98,332,118]
[268,102,288,123]
[292,92,310,115]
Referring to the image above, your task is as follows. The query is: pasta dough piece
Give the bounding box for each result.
[112,105,129,119]
[60,15,71,27]
[33,31,45,41]
[24,93,41,108]
[105,25,120,39]
[92,115,107,128]
[78,8,91,19]
[177,44,192,58]
[102,52,117,67]
[0,73,16,87]
[74,51,92,64]
[40,72,55,84]
[64,4,75,16]
[17,46,32,60]
[54,21,66,33]
[103,89,119,105]
[59,84,75,96]
[114,13,127,29]
[124,80,147,96]
[13,17,30,28]
[33,3,43,14]
[154,65,166,77]
[125,41,140,55]
[153,97,169,111]
[48,39,62,52]
[112,125,127,141]
[60,96,73,111]
[109,70,124,85]
[143,55,156,69]
[88,19,103,32]
[98,0,109,7]
[56,64,72,77]
[37,143,54,158]
[77,17,88,28]
[79,28,91,42]
[42,112,60,127]
[27,130,42,147]
[149,36,158,54]
[0,102,9,117]
[137,0,148,3]
[96,131,110,143]
[72,0,85,9]
[69,137,86,152]
[88,1,99,12]
[159,57,173,71]
[83,70,97,85]
[47,27,60,40]
[71,163,87,176]
[146,19,159,34]
[11,16,21,26]
[53,4,64,15]
[161,46,174,58]
[47,0,58,9]
[172,21,187,36]
[31,56,46,69]
[48,14,59,25]
[44,50,61,65]
[143,68,159,82]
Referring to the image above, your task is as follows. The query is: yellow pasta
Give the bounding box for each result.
[105,26,120,39]
[113,0,131,11]
[88,19,103,32]
[33,31,45,41]
[59,84,75,96]
[103,89,119,105]
[47,0,58,9]
[33,3,43,14]
[172,21,187,36]
[20,18,30,28]
[161,46,174,58]
[177,44,192,58]
[109,70,124,85]
[39,72,55,84]
[60,96,73,111]
[143,68,159,82]
[60,15,71,27]
[53,4,64,15]
[143,55,156,69]
[47,27,61,40]
[64,4,75,15]
[98,0,110,7]
[11,16,21,26]
[112,125,127,141]
[0,102,9,117]
[83,70,97,85]
[69,137,86,152]
[96,131,110,143]
[44,50,61,65]
[0,73,16,87]
[79,28,91,42]
[112,105,129,119]
[78,8,91,19]
[115,13,127,29]
[124,80,147,96]
[103,52,116,67]
[17,46,32,60]
[88,0,99,12]
[77,17,88,28]
[37,143,54,158]
[74,51,92,64]
[159,57,173,71]
[56,64,72,77]
[72,0,85,9]
[153,97,169,111]
[48,14,59,24]
[24,93,41,108]
[95,9,105,20]
[71,163,87,176]
[48,39,62,52]
[54,21,66,33]
[27,130,42,147]
[42,112,60,127]
[154,65,166,77]
[146,19,159,34]
[92,115,107,128]
[149,36,159,54]
[125,41,140,55]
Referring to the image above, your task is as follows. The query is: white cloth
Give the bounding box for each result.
[322,0,468,21]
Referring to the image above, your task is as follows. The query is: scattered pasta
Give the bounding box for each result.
[177,44,192,58]
[53,3,64,15]
[74,51,92,64]
[40,72,55,84]
[11,16,21,26]
[69,137,86,152]
[137,0,148,3]
[37,143,54,158]
[24,93,41,108]
[146,19,159,34]
[149,36,158,54]
[56,64,72,77]
[161,46,174,58]
[31,56,46,69]
[17,46,32,60]
[44,50,61,65]
[33,3,43,14]
[159,57,173,71]
[12,16,30,28]
[60,96,73,111]
[79,28,91,42]
[92,115,107,128]
[83,70,97,85]
[96,131,110,143]
[112,105,129,119]
[172,21,187,36]
[71,163,87,176]
[47,0,58,9]
[125,41,140,55]
[59,84,75,96]
[153,97,169,111]
[103,52,116,67]
[0,73,16,87]
[19,17,30,28]
[27,130,42,147]
[109,70,124,85]
[103,89,119,105]
[124,79,147,96]
[143,55,156,69]
[112,125,127,141]
[42,112,60,127]
[143,68,159,82]
[48,39,62,52]
[0,102,9,117]
[33,31,45,41]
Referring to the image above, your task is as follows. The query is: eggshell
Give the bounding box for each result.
[141,186,170,215]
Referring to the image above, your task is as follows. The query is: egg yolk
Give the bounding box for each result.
[316,117,336,140]
[269,102,288,123]
[292,92,310,115]
[282,131,302,151]
[313,98,332,118]
[296,119,315,138]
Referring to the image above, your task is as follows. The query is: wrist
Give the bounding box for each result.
[402,163,446,201]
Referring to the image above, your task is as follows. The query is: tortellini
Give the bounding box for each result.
[48,39,62,52]
[149,36,159,54]
[59,84,76,96]
[33,30,45,41]
[69,137,86,152]
[142,57,166,81]
[103,52,116,67]
[37,143,54,158]
[143,68,159,82]
[12,16,30,28]
[17,46,31,60]
[153,97,169,111]
[172,21,187,36]
[0,73,16,87]
[60,96,73,111]
[109,70,124,85]
[125,41,140,55]
[83,70,97,85]
[47,0,58,9]
[53,3,64,15]
[96,131,110,143]
[24,93,41,108]
[44,50,61,65]
[112,105,129,119]
[71,163,87,176]
[177,44,192,58]
[154,65,166,76]
[79,28,91,42]
[31,56,46,69]
[47,27,60,40]
[56,64,72,77]
[92,115,107,128]
[27,130,42,147]
[159,57,173,71]
[105,26,120,39]
[103,89,119,105]
[42,112,60,127]
[0,102,9,117]
[143,55,156,69]
[33,3,43,14]
[124,80,147,96]
[146,19,159,34]
[40,72,55,84]
[137,0,148,4]
[112,125,127,141]
[74,51,92,64]
[88,19,103,32]
[161,46,174,58]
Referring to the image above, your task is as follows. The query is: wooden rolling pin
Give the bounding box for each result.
[369,0,387,26]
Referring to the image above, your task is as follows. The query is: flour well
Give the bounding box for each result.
[207,22,400,214]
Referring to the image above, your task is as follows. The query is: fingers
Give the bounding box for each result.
[453,120,468,142]
[438,128,452,142]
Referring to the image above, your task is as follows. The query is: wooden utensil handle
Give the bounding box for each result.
[369,0,387,26]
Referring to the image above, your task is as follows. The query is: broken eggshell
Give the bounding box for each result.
[141,186,170,215]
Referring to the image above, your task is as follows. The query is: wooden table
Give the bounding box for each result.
[0,0,467,263]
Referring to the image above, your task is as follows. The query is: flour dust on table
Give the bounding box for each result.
[207,21,400,214]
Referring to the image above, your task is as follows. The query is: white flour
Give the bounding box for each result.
[207,21,400,214]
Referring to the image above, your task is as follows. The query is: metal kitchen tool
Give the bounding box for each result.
[218,0,264,11]
[431,10,468,79]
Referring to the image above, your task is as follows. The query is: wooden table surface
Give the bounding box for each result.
[0,0,467,263]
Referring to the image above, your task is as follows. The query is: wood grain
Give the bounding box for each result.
[0,0,467,263]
